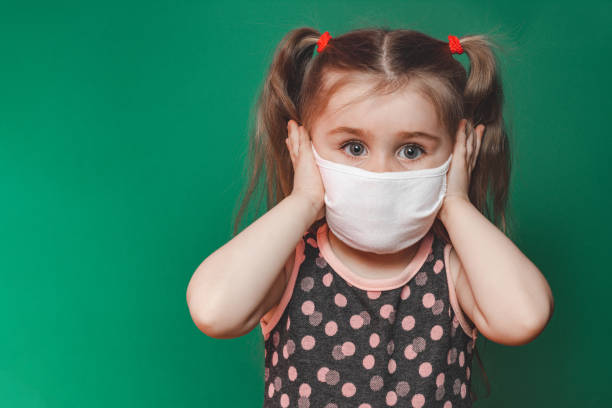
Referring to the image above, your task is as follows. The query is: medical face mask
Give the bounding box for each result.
[311,144,452,254]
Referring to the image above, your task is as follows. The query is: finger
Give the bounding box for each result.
[470,123,478,170]
[285,137,295,166]
[468,122,479,176]
[286,121,297,164]
[454,119,467,157]
[473,124,485,170]
[298,124,308,155]
[300,126,308,154]
[293,124,301,157]
[465,122,474,168]
[290,121,299,158]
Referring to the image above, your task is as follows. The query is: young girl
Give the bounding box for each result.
[186,27,554,407]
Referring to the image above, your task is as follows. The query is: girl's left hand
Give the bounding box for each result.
[439,118,486,214]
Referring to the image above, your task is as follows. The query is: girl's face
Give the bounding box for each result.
[310,79,453,172]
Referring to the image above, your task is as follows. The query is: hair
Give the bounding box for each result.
[232,26,513,401]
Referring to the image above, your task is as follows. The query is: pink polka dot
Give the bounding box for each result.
[467,366,471,380]
[433,299,444,315]
[325,370,340,385]
[388,359,396,374]
[342,382,356,397]
[350,314,364,329]
[402,315,415,331]
[400,285,410,300]
[286,316,290,331]
[367,290,381,299]
[461,382,467,398]
[301,300,315,315]
[323,272,333,286]
[422,293,435,308]
[283,344,289,359]
[433,259,444,273]
[415,271,428,286]
[301,335,315,350]
[370,333,380,347]
[325,320,338,336]
[299,383,311,397]
[436,372,445,386]
[268,382,274,398]
[413,336,426,352]
[380,304,394,318]
[286,339,295,355]
[419,362,432,377]
[334,293,347,307]
[430,324,443,340]
[386,390,397,405]
[404,344,417,360]
[370,375,384,391]
[287,366,297,381]
[359,404,372,408]
[459,351,465,367]
[363,354,375,369]
[317,367,329,382]
[273,331,280,347]
[272,351,278,366]
[386,340,394,355]
[280,393,289,407]
[447,347,457,364]
[360,311,371,325]
[443,401,452,408]
[411,393,425,408]
[332,345,344,360]
[342,341,356,356]
[396,381,410,396]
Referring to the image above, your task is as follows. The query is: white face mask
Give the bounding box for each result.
[311,144,452,254]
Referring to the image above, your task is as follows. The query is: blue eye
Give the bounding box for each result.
[400,144,425,160]
[339,141,426,161]
[341,141,366,158]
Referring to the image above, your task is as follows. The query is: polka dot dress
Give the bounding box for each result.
[261,218,478,407]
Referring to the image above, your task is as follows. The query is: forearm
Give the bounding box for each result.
[439,197,554,329]
[187,193,321,331]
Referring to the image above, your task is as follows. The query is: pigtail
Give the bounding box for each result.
[232,28,320,237]
[444,35,509,403]
[459,35,512,237]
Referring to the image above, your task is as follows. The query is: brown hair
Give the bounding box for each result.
[232,26,513,401]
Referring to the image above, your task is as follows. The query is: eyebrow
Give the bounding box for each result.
[327,126,441,141]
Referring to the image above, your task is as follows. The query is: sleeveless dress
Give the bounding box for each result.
[260,218,478,408]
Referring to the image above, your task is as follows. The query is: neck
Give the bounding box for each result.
[327,225,420,269]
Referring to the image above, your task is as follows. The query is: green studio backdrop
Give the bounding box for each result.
[1,0,609,406]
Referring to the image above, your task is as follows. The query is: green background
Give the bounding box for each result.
[1,0,609,406]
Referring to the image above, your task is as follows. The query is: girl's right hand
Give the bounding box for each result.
[285,119,325,220]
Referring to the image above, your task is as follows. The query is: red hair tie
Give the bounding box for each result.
[448,35,463,54]
[317,31,332,53]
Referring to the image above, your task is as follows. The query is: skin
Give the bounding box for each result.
[287,78,482,279]
[286,75,554,346]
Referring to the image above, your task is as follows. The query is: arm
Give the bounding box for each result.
[186,193,321,338]
[439,196,554,346]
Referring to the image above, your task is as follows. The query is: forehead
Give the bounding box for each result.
[312,73,445,138]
